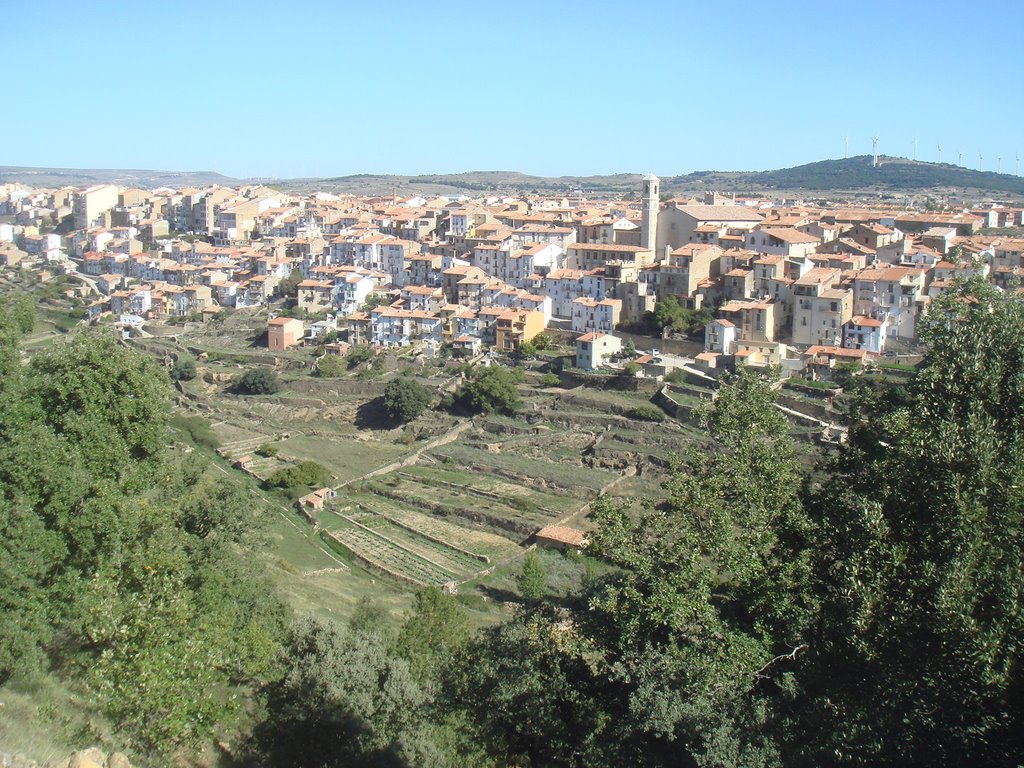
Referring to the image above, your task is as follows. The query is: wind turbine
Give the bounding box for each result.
[1016,153,1020,176]
[845,135,849,159]
[913,137,918,161]
[937,144,942,163]
[979,152,984,171]
[958,151,963,166]
[997,156,1002,174]
[872,136,880,168]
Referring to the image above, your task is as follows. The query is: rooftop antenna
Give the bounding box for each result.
[937,144,942,163]
[872,136,880,168]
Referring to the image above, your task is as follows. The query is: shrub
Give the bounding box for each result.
[168,414,220,450]
[626,404,666,423]
[532,333,554,351]
[236,367,280,395]
[539,372,560,388]
[255,444,278,458]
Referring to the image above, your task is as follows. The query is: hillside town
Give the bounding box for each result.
[2,176,1022,379]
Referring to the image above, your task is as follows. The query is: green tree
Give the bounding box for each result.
[18,332,169,480]
[247,616,439,768]
[532,333,553,350]
[453,366,523,415]
[362,293,392,312]
[170,358,197,381]
[396,586,471,682]
[0,327,288,757]
[787,281,1024,766]
[518,551,547,602]
[236,366,280,394]
[346,344,374,369]
[316,354,348,377]
[448,611,610,767]
[516,340,538,359]
[383,377,432,423]
[266,461,330,489]
[453,370,816,766]
[621,339,637,359]
[278,268,304,298]
[0,294,35,380]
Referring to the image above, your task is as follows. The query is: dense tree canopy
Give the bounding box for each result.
[383,377,432,423]
[0,322,287,762]
[236,366,281,394]
[449,285,1024,766]
[785,280,1024,765]
[453,366,523,415]
[5,284,1024,767]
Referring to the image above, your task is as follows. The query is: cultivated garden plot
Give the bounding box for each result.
[340,488,525,561]
[318,513,468,586]
[361,471,564,539]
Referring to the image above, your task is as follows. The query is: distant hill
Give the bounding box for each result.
[0,166,240,189]
[280,159,1024,199]
[277,171,644,197]
[3,157,1022,199]
[667,156,1024,197]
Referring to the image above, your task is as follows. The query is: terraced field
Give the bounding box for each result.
[321,516,458,586]
[344,489,527,560]
[430,442,613,494]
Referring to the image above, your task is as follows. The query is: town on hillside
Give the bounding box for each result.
[2,176,1022,380]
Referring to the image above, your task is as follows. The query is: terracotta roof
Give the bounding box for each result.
[535,525,587,547]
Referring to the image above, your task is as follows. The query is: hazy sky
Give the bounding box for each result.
[4,0,1021,178]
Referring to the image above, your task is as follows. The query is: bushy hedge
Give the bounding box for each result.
[626,404,666,423]
[265,461,330,489]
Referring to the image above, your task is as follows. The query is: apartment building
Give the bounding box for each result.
[790,268,852,347]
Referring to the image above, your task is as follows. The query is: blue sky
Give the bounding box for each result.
[4,0,1021,179]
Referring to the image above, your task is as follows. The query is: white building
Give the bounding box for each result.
[575,332,622,371]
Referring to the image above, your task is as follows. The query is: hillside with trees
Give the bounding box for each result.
[1,281,1022,767]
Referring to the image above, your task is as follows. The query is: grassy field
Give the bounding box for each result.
[430,442,615,493]
[273,434,410,484]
